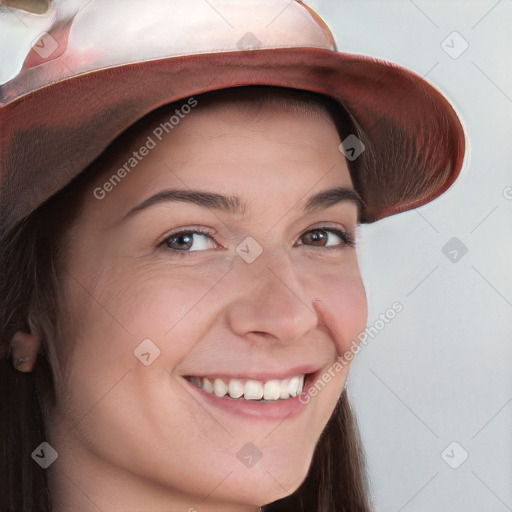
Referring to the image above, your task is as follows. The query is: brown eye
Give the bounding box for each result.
[165,232,195,250]
[162,230,217,253]
[300,227,353,248]
[303,229,328,246]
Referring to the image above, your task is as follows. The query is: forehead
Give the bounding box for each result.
[81,100,355,224]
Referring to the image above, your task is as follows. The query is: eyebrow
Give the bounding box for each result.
[120,186,364,223]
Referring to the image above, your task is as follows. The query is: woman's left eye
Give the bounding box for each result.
[298,227,355,249]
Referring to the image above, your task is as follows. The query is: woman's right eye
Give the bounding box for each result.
[161,229,218,254]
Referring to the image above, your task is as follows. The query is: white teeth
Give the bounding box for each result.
[228,379,244,399]
[202,377,213,394]
[244,380,263,400]
[263,380,281,400]
[190,374,307,401]
[213,378,227,397]
[288,376,300,397]
[279,378,290,399]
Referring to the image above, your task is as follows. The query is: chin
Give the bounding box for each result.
[216,454,311,507]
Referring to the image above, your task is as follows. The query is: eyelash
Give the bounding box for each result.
[157,225,355,257]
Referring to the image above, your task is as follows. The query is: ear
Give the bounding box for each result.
[10,328,42,373]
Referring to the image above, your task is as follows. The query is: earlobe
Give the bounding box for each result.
[10,330,42,373]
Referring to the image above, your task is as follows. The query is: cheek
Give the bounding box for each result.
[55,258,237,430]
[303,259,368,355]
[331,276,368,352]
[54,261,213,408]
[66,256,223,340]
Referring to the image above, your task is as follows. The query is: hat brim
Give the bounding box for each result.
[0,46,465,234]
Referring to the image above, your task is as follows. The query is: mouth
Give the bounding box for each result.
[182,369,321,420]
[184,374,306,402]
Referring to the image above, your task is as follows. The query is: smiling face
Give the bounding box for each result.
[46,92,368,511]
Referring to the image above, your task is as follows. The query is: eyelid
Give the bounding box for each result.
[302,221,354,235]
[156,225,220,248]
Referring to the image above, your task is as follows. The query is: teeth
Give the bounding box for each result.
[189,374,306,401]
[203,377,213,394]
[279,378,290,399]
[263,380,281,400]
[288,376,300,397]
[228,379,244,399]
[244,380,263,400]
[213,378,227,397]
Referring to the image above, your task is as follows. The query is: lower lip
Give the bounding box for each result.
[183,373,318,420]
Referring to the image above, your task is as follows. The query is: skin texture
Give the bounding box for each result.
[13,103,368,511]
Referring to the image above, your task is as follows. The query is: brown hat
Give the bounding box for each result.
[0,0,466,237]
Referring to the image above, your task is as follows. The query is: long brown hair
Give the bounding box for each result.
[0,86,373,511]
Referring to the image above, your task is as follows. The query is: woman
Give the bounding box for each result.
[0,1,465,511]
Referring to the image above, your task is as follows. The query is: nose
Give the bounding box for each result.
[226,250,319,344]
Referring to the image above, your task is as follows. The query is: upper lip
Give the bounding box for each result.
[183,363,325,382]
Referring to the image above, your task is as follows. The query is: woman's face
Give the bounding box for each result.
[48,101,368,511]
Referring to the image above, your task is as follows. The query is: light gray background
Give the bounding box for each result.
[1,1,511,511]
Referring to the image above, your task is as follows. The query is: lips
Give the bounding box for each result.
[185,374,306,401]
[181,367,325,419]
